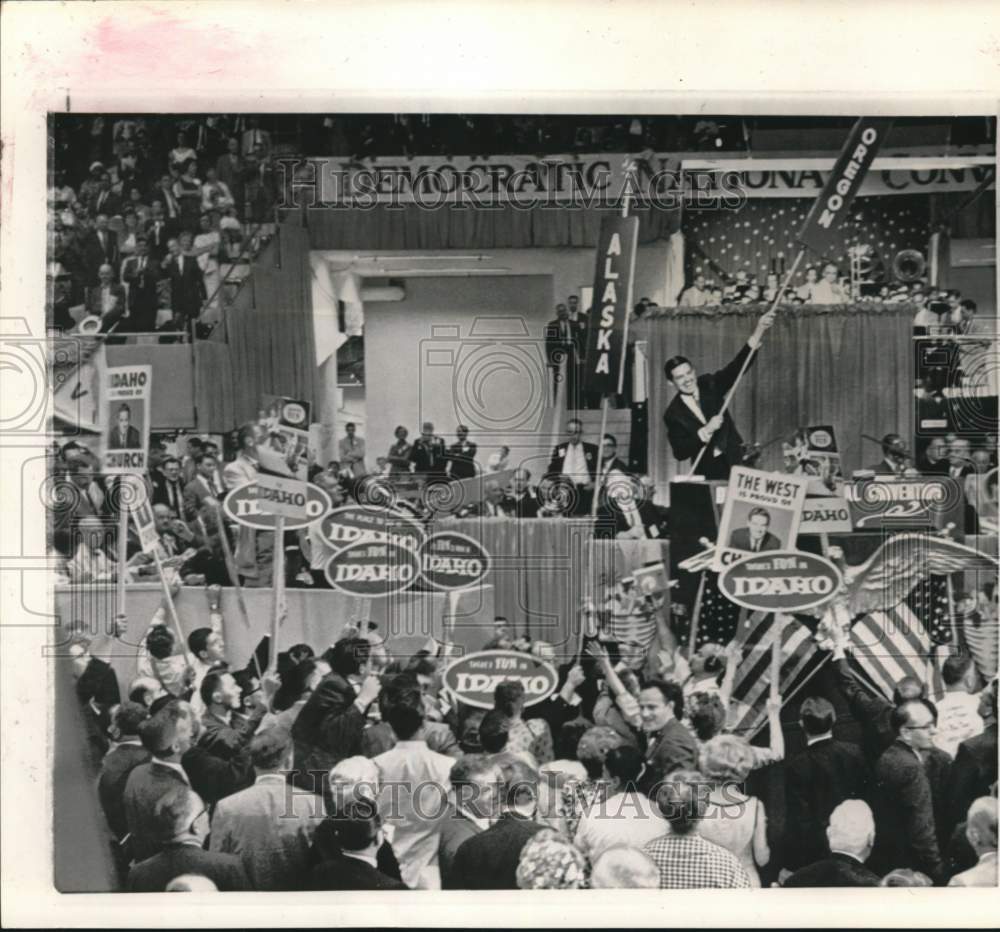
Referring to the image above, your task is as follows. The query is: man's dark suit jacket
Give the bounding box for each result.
[151,475,185,515]
[543,317,585,367]
[662,342,757,474]
[505,490,540,519]
[99,743,152,840]
[76,656,122,709]
[785,737,871,868]
[408,436,447,476]
[729,527,782,552]
[181,744,254,807]
[80,229,120,283]
[361,720,461,759]
[438,806,484,889]
[595,498,666,540]
[870,740,943,880]
[121,254,160,331]
[85,284,128,331]
[304,851,408,890]
[446,441,478,480]
[946,724,997,833]
[291,672,367,791]
[144,219,177,260]
[108,425,142,449]
[547,441,598,483]
[782,852,881,887]
[127,842,250,891]
[164,253,207,320]
[123,761,191,862]
[451,811,545,889]
[832,659,896,763]
[640,719,699,792]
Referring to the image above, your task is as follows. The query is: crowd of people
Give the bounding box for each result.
[71,586,998,892]
[49,115,278,337]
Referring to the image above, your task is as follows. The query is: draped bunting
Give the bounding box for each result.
[634,303,916,496]
[281,203,682,250]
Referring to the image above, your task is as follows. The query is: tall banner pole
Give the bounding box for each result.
[116,480,129,630]
[150,550,195,671]
[213,503,253,630]
[268,514,286,677]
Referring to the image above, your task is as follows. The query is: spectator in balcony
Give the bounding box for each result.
[216,137,246,219]
[163,235,207,326]
[126,186,151,225]
[145,201,177,262]
[173,160,203,233]
[92,171,122,218]
[154,173,183,224]
[193,213,222,320]
[679,274,711,308]
[796,265,819,301]
[81,213,119,285]
[152,456,185,517]
[85,262,127,332]
[118,209,141,260]
[387,426,412,476]
[240,117,272,158]
[121,237,160,333]
[78,161,105,210]
[245,144,277,225]
[168,131,198,172]
[201,166,235,215]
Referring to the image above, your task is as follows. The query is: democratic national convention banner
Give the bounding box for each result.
[714,467,810,572]
[282,151,994,207]
[584,215,639,396]
[103,365,151,475]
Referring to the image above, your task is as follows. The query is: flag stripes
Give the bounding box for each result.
[729,613,819,735]
[849,604,946,701]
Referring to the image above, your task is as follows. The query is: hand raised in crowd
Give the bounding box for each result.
[260,671,282,705]
[566,663,586,689]
[355,673,382,709]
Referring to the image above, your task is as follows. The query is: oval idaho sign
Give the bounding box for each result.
[317,505,425,556]
[419,531,491,591]
[442,650,558,710]
[323,539,421,597]
[719,549,843,613]
[223,480,332,531]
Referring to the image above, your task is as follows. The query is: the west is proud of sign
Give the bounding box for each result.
[442,650,559,710]
[103,365,151,474]
[255,396,313,519]
[585,215,639,396]
[719,550,844,614]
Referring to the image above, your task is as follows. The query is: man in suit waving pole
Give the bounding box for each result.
[662,310,776,481]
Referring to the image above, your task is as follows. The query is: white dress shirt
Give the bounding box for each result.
[574,790,667,862]
[373,739,454,890]
[561,441,590,485]
[932,691,984,758]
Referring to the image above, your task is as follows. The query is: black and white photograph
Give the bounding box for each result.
[1,3,999,928]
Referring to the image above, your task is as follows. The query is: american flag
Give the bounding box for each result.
[845,533,998,617]
[728,612,820,736]
[693,573,741,649]
[848,602,948,703]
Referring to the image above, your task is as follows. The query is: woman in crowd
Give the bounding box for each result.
[173,159,203,232]
[696,734,771,886]
[493,680,553,767]
[516,830,587,890]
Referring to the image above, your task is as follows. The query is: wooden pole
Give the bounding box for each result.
[268,515,286,676]
[689,247,805,476]
[769,626,782,702]
[150,549,195,671]
[116,481,129,631]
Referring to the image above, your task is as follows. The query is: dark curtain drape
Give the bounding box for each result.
[193,340,235,430]
[636,303,916,496]
[283,203,680,250]
[217,222,320,428]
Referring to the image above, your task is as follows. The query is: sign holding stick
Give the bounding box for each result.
[150,550,195,672]
[214,504,253,630]
[268,514,287,677]
[769,629,782,702]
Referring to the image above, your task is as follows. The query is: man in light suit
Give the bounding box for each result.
[108,403,142,449]
[439,754,504,888]
[183,452,226,523]
[948,798,998,887]
[222,425,273,586]
[729,506,782,553]
[86,262,128,332]
[338,422,367,478]
[662,310,775,480]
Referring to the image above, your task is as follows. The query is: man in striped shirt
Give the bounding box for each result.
[643,771,751,888]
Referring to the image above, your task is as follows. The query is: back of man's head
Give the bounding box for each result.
[152,784,203,843]
[479,709,510,754]
[330,797,381,853]
[654,770,705,836]
[166,874,218,892]
[590,845,660,889]
[250,727,292,772]
[892,676,925,706]
[383,685,424,740]
[799,696,836,737]
[138,702,187,760]
[966,797,998,854]
[942,653,973,689]
[112,701,149,739]
[826,799,875,860]
[500,758,539,810]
